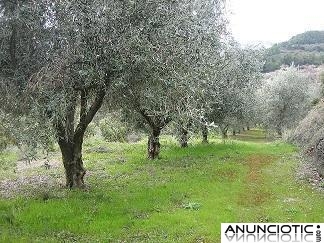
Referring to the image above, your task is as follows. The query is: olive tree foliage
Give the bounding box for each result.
[0,0,229,184]
[320,71,324,97]
[289,101,324,149]
[203,42,263,140]
[288,100,324,176]
[0,0,140,187]
[255,66,318,136]
[108,0,229,158]
[287,70,324,176]
[0,0,57,156]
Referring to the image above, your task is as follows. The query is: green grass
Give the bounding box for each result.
[0,130,323,242]
[230,128,272,143]
[0,149,19,180]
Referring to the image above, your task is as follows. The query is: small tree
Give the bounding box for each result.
[256,66,317,135]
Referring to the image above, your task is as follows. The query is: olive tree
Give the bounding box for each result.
[0,0,59,158]
[110,0,228,158]
[256,66,317,136]
[0,0,132,187]
[288,99,324,177]
[287,70,324,176]
[204,42,263,140]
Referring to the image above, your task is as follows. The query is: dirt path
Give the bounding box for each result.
[238,154,275,206]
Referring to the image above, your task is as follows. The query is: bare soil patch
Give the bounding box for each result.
[0,158,64,198]
[238,154,274,206]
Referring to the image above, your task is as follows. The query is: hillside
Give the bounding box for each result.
[263,31,324,72]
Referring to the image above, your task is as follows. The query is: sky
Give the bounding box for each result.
[227,0,324,46]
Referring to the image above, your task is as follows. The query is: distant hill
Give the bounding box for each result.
[263,31,324,72]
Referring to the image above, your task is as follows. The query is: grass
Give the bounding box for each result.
[0,129,323,242]
[0,149,19,180]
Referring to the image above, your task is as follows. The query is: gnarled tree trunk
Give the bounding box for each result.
[220,125,228,139]
[148,128,161,159]
[276,127,282,137]
[58,139,86,188]
[202,125,208,143]
[221,130,228,139]
[179,127,188,148]
[55,89,105,188]
[138,109,171,160]
[179,122,191,148]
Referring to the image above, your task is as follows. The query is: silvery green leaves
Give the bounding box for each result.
[109,0,228,123]
[256,66,319,135]
[202,42,263,137]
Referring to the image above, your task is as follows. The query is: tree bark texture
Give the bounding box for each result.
[276,128,282,137]
[179,122,191,148]
[202,125,208,143]
[221,125,228,139]
[58,139,86,188]
[55,88,105,188]
[138,109,171,160]
[148,128,161,159]
[179,127,188,148]
[221,130,228,139]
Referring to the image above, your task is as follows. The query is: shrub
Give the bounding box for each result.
[99,114,129,142]
[315,138,324,176]
[0,135,8,151]
[256,66,315,135]
[84,122,97,138]
[288,100,324,176]
[126,132,143,143]
[0,126,12,152]
[288,100,324,148]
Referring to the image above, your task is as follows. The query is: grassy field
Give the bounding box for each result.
[0,130,323,242]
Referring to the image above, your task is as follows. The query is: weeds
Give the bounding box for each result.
[0,130,323,242]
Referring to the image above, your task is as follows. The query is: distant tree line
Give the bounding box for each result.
[263,31,324,72]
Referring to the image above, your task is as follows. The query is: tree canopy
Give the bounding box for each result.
[0,0,237,186]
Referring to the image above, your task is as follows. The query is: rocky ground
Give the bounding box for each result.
[296,153,324,192]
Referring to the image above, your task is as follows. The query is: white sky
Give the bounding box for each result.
[227,0,324,45]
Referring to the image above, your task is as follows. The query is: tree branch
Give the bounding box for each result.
[138,108,155,129]
[80,89,88,120]
[74,87,105,139]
